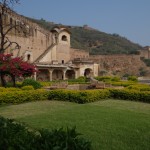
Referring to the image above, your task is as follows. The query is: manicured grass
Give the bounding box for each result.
[0,100,150,150]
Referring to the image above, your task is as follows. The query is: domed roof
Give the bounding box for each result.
[51,26,71,34]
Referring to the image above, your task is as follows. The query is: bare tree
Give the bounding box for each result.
[0,0,28,54]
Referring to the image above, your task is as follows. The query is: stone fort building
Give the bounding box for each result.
[2,8,99,81]
[2,7,150,81]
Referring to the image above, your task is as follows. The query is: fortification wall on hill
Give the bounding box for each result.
[90,54,150,76]
[70,48,89,60]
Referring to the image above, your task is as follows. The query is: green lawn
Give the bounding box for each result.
[0,100,150,150]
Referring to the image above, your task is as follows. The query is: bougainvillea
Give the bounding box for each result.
[0,53,37,87]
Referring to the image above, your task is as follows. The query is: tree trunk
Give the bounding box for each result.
[11,74,16,87]
[0,73,6,87]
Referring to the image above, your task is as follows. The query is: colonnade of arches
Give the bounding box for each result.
[35,69,76,81]
[34,68,93,81]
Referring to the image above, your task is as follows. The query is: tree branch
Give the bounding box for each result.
[4,36,21,51]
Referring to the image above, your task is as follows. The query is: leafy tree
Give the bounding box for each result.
[0,53,36,87]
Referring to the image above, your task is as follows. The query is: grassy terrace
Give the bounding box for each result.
[0,100,150,150]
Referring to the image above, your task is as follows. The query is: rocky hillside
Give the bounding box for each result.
[28,18,143,55]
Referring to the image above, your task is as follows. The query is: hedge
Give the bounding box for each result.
[0,89,110,104]
[0,88,150,104]
[0,89,48,104]
[126,84,150,91]
[48,89,110,104]
[108,81,137,87]
[0,116,91,150]
[110,89,150,103]
[0,87,21,92]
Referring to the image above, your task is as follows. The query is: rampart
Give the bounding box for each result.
[90,54,150,76]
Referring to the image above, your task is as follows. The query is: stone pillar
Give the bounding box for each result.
[34,72,37,81]
[63,70,67,80]
[48,69,53,81]
[75,69,78,79]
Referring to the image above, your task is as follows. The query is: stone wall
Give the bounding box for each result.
[7,31,52,62]
[1,6,52,62]
[90,54,150,76]
[140,47,150,59]
[70,48,89,60]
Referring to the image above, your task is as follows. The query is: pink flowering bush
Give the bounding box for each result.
[0,53,36,87]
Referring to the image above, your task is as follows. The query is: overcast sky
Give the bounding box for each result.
[12,0,150,46]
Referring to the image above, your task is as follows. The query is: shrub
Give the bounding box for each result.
[68,76,88,84]
[0,116,36,150]
[22,78,42,89]
[127,76,138,82]
[37,127,91,150]
[21,85,34,90]
[68,76,89,84]
[0,116,91,150]
[94,76,112,82]
[40,81,52,87]
[16,82,22,88]
[111,76,120,82]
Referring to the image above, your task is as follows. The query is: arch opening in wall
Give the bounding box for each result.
[52,69,63,80]
[66,70,75,79]
[37,69,49,81]
[24,51,33,63]
[84,68,93,78]
[27,54,31,62]
[62,35,67,41]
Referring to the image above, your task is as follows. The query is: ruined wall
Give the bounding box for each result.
[90,54,149,76]
[70,48,89,60]
[140,47,150,59]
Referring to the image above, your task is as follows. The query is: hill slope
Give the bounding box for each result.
[28,18,142,55]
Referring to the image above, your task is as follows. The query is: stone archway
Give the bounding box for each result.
[84,68,93,78]
[37,69,49,81]
[66,70,75,79]
[52,69,63,80]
